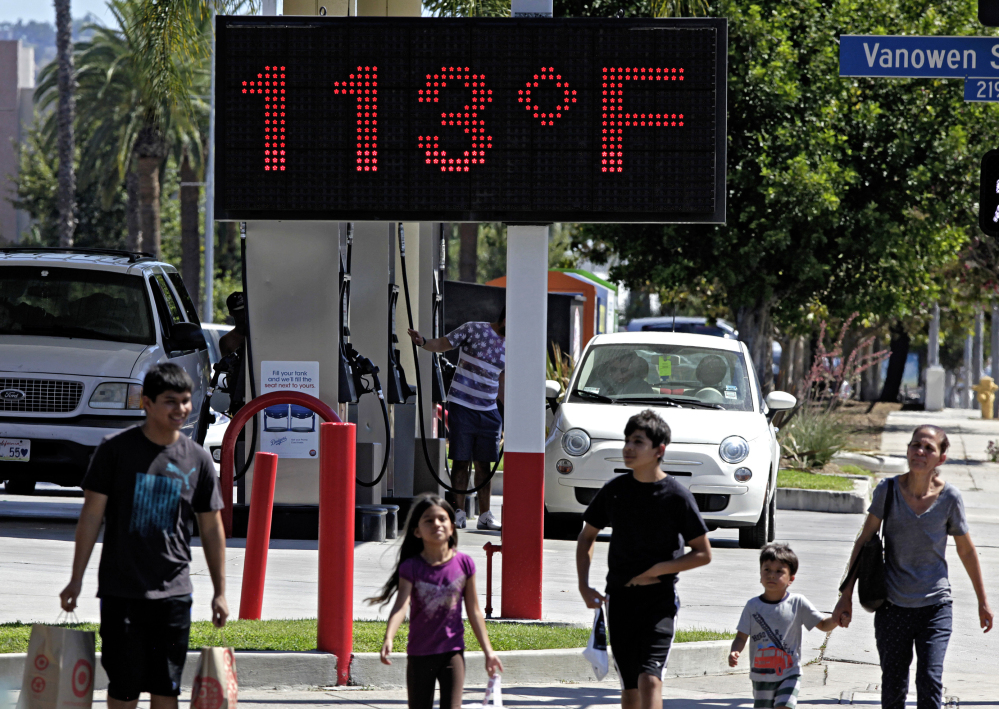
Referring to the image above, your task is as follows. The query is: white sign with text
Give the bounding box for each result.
[259,361,320,459]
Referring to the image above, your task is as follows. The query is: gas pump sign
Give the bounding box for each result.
[215,16,727,223]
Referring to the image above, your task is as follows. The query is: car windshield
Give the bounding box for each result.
[0,266,155,345]
[570,342,755,411]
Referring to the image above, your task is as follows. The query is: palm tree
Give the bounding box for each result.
[54,0,75,246]
[651,0,708,16]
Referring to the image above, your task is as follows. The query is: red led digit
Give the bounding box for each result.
[243,66,288,171]
[601,66,684,173]
[419,67,490,172]
[335,65,378,172]
[521,67,572,125]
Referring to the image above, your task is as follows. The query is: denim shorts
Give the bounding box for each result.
[447,402,502,462]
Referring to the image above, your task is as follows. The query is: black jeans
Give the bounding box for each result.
[874,601,952,709]
[406,651,465,709]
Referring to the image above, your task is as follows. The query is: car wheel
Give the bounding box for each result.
[5,479,36,495]
[739,485,770,549]
[544,508,583,540]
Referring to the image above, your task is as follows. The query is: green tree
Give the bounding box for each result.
[575,0,999,392]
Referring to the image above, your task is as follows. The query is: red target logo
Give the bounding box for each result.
[71,659,93,697]
[192,676,224,709]
[34,654,49,671]
[30,677,46,694]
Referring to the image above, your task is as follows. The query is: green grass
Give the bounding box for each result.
[777,469,856,491]
[839,464,876,478]
[0,620,732,653]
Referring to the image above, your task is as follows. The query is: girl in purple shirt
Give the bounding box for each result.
[368,494,503,709]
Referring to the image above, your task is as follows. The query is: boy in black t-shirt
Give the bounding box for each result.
[576,410,712,709]
[60,363,227,709]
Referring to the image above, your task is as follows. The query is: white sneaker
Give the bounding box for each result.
[477,509,501,531]
[455,509,467,529]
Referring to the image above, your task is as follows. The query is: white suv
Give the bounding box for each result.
[0,248,210,493]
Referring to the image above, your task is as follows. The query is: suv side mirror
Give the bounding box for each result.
[168,322,207,353]
[765,391,796,411]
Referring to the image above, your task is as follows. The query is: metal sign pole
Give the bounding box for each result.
[203,9,217,323]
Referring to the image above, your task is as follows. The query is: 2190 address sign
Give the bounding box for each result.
[216,17,727,224]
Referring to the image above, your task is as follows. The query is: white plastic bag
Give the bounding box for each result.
[582,605,609,681]
[477,673,502,709]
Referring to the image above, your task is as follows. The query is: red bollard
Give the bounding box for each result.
[317,422,356,686]
[239,451,278,620]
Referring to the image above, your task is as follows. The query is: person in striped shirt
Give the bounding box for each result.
[408,308,505,530]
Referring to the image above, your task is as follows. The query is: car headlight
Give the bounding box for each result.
[561,428,591,456]
[90,382,143,410]
[719,435,750,464]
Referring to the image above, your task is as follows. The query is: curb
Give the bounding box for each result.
[350,641,741,687]
[776,477,870,514]
[0,641,740,691]
[833,451,906,474]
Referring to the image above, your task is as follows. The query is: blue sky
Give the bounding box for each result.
[0,0,115,25]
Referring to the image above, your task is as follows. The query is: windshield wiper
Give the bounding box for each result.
[620,396,724,410]
[570,389,615,403]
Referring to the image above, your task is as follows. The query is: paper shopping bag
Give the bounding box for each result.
[581,605,609,680]
[17,624,95,709]
[191,648,238,709]
[476,673,502,709]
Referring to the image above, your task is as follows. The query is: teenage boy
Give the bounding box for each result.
[60,363,228,709]
[729,543,839,709]
[576,409,712,709]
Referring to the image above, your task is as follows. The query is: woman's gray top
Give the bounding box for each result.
[869,477,969,608]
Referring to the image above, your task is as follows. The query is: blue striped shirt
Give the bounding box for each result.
[446,322,505,411]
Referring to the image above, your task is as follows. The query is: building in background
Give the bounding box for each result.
[0,40,34,243]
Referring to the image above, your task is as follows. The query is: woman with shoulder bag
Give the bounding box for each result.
[832,425,993,709]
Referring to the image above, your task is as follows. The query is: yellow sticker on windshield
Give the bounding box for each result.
[658,356,672,377]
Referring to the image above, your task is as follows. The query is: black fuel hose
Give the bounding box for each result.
[398,224,500,495]
[355,372,392,487]
[234,226,258,483]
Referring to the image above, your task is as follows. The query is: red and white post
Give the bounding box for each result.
[500,224,548,619]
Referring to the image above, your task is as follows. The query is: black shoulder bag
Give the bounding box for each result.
[839,477,894,613]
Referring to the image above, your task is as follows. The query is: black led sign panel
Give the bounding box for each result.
[215,16,727,223]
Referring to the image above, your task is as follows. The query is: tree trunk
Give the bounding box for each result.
[879,323,910,403]
[775,336,795,393]
[54,0,75,247]
[125,166,141,251]
[458,222,477,282]
[860,337,882,401]
[736,299,774,394]
[134,125,167,259]
[180,150,201,311]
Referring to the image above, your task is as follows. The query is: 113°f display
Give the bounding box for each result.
[215,16,727,223]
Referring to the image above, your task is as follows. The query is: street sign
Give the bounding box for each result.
[840,35,999,78]
[215,16,728,224]
[979,150,999,236]
[965,77,999,100]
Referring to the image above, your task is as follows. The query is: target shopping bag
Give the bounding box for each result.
[17,624,95,709]
[191,647,238,709]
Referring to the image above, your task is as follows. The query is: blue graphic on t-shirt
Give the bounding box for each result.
[165,462,197,491]
[130,473,182,536]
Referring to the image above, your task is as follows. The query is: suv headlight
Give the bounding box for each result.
[90,382,143,409]
[719,435,749,464]
[561,428,591,456]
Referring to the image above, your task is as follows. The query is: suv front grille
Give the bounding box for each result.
[0,378,84,413]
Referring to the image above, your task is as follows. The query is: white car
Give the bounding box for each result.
[200,323,234,472]
[544,331,795,548]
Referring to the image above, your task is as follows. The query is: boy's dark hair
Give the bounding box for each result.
[496,305,506,322]
[624,409,671,454]
[142,363,194,402]
[912,424,950,455]
[760,542,798,576]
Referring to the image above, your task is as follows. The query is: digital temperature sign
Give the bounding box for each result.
[215,16,727,223]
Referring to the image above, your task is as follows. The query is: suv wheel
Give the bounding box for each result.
[544,508,583,540]
[5,479,36,495]
[739,484,771,549]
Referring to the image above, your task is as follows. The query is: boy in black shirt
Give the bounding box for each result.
[577,410,712,709]
[60,363,227,709]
